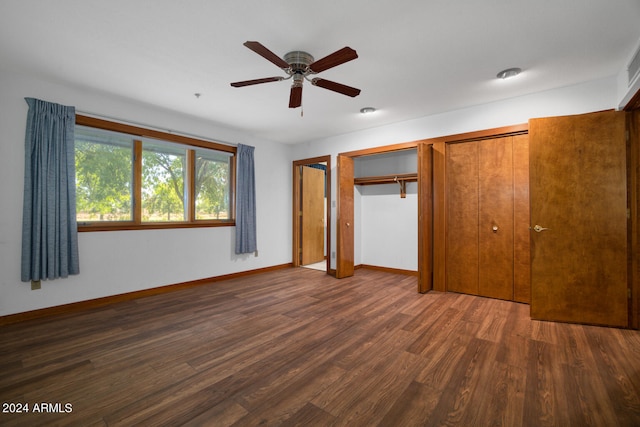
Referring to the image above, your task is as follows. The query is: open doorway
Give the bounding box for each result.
[292,156,331,273]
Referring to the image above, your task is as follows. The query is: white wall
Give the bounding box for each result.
[0,71,292,317]
[360,183,418,271]
[617,36,640,109]
[292,76,619,272]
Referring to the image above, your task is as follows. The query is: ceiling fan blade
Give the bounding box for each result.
[311,78,361,97]
[243,41,290,70]
[289,85,302,108]
[230,77,284,87]
[308,47,358,73]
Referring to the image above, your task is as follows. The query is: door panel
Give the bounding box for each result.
[418,144,433,293]
[478,137,514,300]
[446,141,479,295]
[513,134,531,303]
[530,110,628,327]
[337,155,354,278]
[301,166,325,265]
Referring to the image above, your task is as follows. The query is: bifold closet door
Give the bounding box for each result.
[478,137,514,300]
[336,154,354,279]
[512,134,530,304]
[446,141,479,296]
[446,135,529,302]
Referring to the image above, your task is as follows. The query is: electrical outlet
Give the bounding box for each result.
[31,280,41,290]
[254,250,259,257]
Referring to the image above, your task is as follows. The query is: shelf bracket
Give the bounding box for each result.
[395,176,407,198]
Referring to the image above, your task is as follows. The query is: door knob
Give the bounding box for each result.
[532,224,549,232]
[492,225,499,233]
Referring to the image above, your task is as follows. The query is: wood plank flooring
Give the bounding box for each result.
[1,267,640,426]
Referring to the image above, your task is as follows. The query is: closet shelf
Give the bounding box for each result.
[354,173,418,186]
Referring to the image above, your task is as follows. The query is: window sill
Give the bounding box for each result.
[77,220,235,232]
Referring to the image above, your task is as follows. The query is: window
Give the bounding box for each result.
[141,140,187,222]
[194,149,232,220]
[75,115,235,231]
[75,127,134,222]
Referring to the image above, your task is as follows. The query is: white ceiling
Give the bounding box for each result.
[1,0,639,144]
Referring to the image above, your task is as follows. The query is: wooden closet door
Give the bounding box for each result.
[336,155,354,278]
[418,143,433,293]
[446,141,479,295]
[446,134,529,302]
[512,134,531,303]
[478,137,514,300]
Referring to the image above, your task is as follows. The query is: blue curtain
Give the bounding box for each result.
[21,98,79,282]
[235,143,257,254]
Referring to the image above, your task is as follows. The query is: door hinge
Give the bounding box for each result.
[629,288,632,299]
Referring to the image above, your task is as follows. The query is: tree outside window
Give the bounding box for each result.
[74,120,235,230]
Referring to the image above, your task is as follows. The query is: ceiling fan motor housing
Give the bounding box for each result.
[284,51,315,74]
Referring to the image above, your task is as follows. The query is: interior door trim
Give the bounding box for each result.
[337,142,428,290]
[292,155,331,273]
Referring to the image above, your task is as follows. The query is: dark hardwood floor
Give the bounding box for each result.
[1,267,639,426]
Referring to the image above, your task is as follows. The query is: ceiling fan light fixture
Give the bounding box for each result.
[360,107,376,114]
[496,67,522,79]
[292,73,304,87]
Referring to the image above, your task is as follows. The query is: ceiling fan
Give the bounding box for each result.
[230,41,361,108]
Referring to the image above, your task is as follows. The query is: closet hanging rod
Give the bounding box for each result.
[354,173,418,186]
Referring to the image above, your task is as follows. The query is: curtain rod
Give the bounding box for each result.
[76,110,238,147]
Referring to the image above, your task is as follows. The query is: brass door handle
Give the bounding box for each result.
[532,224,549,232]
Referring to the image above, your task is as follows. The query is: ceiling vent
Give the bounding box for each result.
[629,43,640,86]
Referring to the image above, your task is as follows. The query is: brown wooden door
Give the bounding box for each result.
[513,134,531,303]
[301,166,325,265]
[446,135,530,301]
[446,141,479,295]
[418,143,433,293]
[529,110,628,327]
[478,137,515,300]
[337,155,354,278]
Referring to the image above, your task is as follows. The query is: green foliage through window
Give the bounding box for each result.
[195,149,230,220]
[75,128,133,221]
[142,141,186,222]
[75,124,234,229]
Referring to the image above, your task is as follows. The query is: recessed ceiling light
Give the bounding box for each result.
[360,107,376,114]
[496,68,522,79]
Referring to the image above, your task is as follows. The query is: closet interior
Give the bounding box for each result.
[354,149,419,273]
